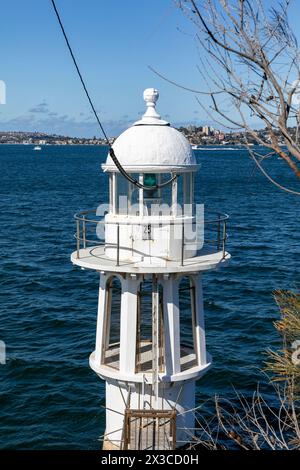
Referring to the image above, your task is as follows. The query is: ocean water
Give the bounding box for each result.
[0,144,299,449]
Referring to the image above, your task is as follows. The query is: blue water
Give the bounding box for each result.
[0,144,299,449]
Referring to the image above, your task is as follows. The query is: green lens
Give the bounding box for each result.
[144,173,157,187]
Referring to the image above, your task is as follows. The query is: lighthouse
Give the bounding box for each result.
[71,88,230,450]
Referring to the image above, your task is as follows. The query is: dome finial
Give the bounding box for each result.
[142,88,161,120]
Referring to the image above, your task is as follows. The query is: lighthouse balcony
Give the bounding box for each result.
[71,209,230,273]
[89,344,212,384]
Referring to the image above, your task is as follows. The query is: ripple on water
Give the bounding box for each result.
[0,145,299,448]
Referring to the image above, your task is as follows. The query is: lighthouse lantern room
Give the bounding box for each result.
[71,88,230,450]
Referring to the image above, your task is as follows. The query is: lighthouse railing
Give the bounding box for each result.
[74,209,229,264]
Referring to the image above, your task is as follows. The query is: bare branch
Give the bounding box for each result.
[172,0,300,188]
[148,65,222,95]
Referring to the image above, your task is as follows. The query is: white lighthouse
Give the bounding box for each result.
[71,88,230,450]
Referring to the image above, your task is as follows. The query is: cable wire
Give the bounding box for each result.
[50,0,178,190]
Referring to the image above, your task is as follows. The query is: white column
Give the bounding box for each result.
[95,273,107,364]
[112,173,117,214]
[139,174,144,216]
[163,276,181,375]
[171,176,177,216]
[193,274,207,365]
[119,275,139,373]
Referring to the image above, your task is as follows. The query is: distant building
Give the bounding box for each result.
[203,125,212,136]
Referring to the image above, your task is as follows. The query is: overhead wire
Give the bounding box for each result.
[50,0,178,191]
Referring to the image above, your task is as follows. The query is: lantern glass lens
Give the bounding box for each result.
[144,173,157,187]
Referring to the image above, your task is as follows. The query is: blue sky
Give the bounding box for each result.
[0,0,299,137]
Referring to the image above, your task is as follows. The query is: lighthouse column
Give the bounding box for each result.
[94,273,107,364]
[162,275,181,376]
[119,275,140,373]
[193,274,207,366]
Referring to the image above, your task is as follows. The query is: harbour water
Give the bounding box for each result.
[0,144,299,449]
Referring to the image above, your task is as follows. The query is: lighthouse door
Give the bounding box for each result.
[123,409,176,450]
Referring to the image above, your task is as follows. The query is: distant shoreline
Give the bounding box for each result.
[0,126,291,147]
[0,142,109,146]
[0,142,254,147]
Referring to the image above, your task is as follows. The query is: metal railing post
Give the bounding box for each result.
[83,215,86,249]
[222,220,227,259]
[181,221,185,266]
[117,223,120,266]
[217,215,221,251]
[76,218,80,259]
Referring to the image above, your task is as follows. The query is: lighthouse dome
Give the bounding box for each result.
[103,88,198,172]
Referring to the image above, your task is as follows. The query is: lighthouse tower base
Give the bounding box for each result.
[102,378,196,450]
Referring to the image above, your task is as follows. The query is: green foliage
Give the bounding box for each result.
[265,290,300,394]
[191,290,300,450]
